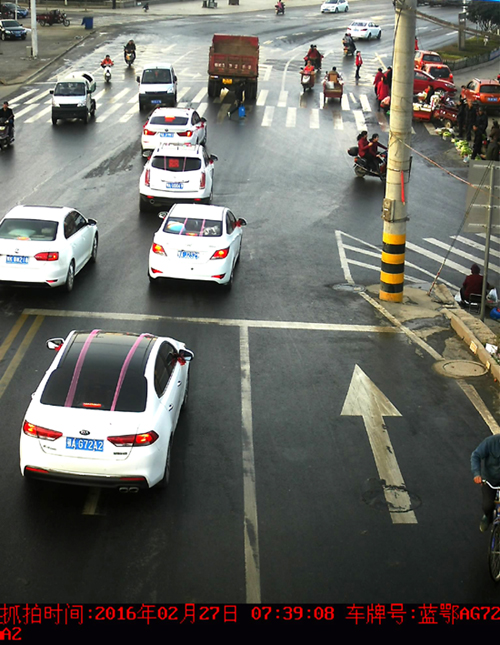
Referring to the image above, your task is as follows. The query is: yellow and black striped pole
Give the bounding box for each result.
[379,0,415,303]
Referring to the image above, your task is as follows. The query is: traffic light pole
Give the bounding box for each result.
[379,0,416,303]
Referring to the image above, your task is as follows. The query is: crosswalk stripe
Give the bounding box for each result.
[405,241,471,275]
[14,103,38,119]
[96,103,122,122]
[257,90,268,107]
[261,106,274,127]
[451,235,500,260]
[26,90,49,104]
[286,107,296,128]
[360,94,371,112]
[424,238,500,274]
[341,94,349,111]
[25,106,51,123]
[278,91,288,108]
[118,104,139,123]
[109,88,132,103]
[353,109,366,131]
[11,88,38,102]
[333,111,343,130]
[192,88,207,104]
[197,102,208,117]
[310,109,320,129]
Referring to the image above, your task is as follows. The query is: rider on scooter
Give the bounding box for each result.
[306,45,323,71]
[1,101,14,140]
[124,40,136,64]
[101,54,114,68]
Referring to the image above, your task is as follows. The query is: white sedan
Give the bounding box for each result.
[141,107,207,157]
[148,203,246,289]
[321,0,349,13]
[347,20,381,40]
[20,330,194,490]
[0,205,98,292]
[140,143,217,210]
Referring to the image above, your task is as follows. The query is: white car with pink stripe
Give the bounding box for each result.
[19,330,194,491]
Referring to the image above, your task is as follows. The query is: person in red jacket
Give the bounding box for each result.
[373,68,384,95]
[376,77,390,111]
[355,51,363,79]
[460,264,490,304]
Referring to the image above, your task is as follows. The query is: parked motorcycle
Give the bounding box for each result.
[0,117,14,151]
[347,147,387,180]
[275,2,285,14]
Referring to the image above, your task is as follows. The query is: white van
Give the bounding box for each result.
[137,64,177,111]
[50,72,96,125]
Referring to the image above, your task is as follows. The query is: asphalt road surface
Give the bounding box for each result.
[1,1,500,609]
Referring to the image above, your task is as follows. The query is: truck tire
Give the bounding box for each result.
[246,82,258,101]
[207,79,216,97]
[52,116,57,126]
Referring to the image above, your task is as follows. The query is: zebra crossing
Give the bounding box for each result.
[337,231,500,291]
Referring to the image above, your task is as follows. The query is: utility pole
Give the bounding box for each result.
[379,0,416,303]
[30,0,38,59]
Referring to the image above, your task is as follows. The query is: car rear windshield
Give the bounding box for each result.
[480,85,500,94]
[40,335,152,412]
[142,69,172,84]
[350,22,365,27]
[164,216,222,237]
[428,67,451,79]
[2,20,20,27]
[150,116,188,126]
[54,82,86,96]
[152,156,201,172]
[423,55,441,63]
[0,219,58,241]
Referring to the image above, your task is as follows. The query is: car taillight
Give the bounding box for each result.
[34,252,59,262]
[178,130,193,138]
[145,168,150,187]
[143,128,156,136]
[200,171,206,189]
[107,431,159,447]
[152,243,166,255]
[210,248,229,260]
[23,420,62,441]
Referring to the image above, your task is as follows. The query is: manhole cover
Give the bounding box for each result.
[331,283,366,293]
[434,360,487,378]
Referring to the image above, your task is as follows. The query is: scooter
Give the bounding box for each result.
[0,117,14,150]
[300,69,315,92]
[102,66,112,82]
[124,49,136,67]
[275,2,285,14]
[143,2,149,11]
[342,39,356,56]
[347,147,387,181]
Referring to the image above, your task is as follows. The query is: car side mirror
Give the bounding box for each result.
[178,349,194,362]
[209,154,218,162]
[46,338,65,351]
[174,75,177,82]
[136,76,140,83]
[87,218,97,226]
[158,211,168,219]
[237,218,247,227]
[50,90,54,95]
[201,117,207,123]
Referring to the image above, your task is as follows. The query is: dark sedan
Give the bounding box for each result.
[0,18,27,40]
[0,4,28,19]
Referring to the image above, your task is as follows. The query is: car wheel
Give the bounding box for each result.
[90,235,98,263]
[21,34,26,40]
[140,195,152,213]
[345,5,348,11]
[156,440,172,489]
[1,33,6,41]
[335,6,338,11]
[64,261,75,293]
[223,263,234,290]
[367,33,371,41]
[377,31,381,40]
[52,117,57,125]
[82,111,89,124]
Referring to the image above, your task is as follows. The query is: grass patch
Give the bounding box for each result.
[437,36,500,62]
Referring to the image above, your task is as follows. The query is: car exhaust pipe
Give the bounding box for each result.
[118,486,140,493]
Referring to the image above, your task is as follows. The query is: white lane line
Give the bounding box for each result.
[286,107,296,127]
[176,87,190,102]
[26,90,49,104]
[336,230,354,284]
[310,108,320,129]
[240,325,261,604]
[192,88,206,104]
[353,109,366,131]
[96,103,122,122]
[12,88,38,102]
[360,94,371,112]
[25,106,51,123]
[22,309,399,334]
[261,106,274,127]
[333,112,343,129]
[196,102,208,117]
[119,104,139,123]
[256,90,268,107]
[341,94,349,111]
[14,103,38,119]
[424,238,500,274]
[109,88,131,103]
[278,91,288,108]
[451,235,500,259]
[405,242,471,275]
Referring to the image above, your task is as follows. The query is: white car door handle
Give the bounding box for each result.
[168,404,174,411]
[177,380,182,387]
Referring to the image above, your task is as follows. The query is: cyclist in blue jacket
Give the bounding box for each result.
[471,435,500,532]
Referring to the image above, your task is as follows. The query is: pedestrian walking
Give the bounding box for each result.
[384,66,393,93]
[228,83,245,119]
[373,68,384,95]
[355,51,362,80]
[464,100,477,142]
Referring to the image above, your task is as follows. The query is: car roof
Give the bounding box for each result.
[473,79,500,85]
[168,203,226,221]
[416,50,440,56]
[3,205,75,222]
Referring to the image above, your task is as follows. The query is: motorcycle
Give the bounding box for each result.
[304,53,322,71]
[300,69,315,91]
[102,66,112,83]
[0,117,14,151]
[275,2,285,14]
[124,49,136,67]
[143,2,149,11]
[342,38,356,57]
[347,147,387,181]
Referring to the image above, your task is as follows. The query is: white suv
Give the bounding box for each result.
[139,143,218,211]
[141,108,207,157]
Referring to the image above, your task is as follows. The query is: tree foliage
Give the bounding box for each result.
[467,1,500,32]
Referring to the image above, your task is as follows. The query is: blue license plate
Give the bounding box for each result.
[178,250,199,260]
[487,97,498,102]
[151,99,162,104]
[160,132,174,137]
[66,437,104,452]
[6,256,28,265]
[166,182,183,189]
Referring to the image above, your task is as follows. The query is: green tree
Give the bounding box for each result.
[467,0,500,32]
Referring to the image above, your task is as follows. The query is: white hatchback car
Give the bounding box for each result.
[139,143,217,211]
[321,0,349,13]
[347,20,381,40]
[148,203,246,288]
[141,107,207,157]
[20,330,194,490]
[0,205,98,292]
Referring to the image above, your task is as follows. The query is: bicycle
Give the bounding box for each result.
[483,481,500,582]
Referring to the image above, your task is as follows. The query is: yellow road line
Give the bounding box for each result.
[0,316,44,400]
[0,314,29,363]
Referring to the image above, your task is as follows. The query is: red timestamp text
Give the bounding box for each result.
[251,606,335,621]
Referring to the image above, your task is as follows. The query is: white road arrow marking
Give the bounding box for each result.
[341,365,417,524]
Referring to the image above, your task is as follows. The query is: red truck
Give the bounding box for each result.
[207,34,259,99]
